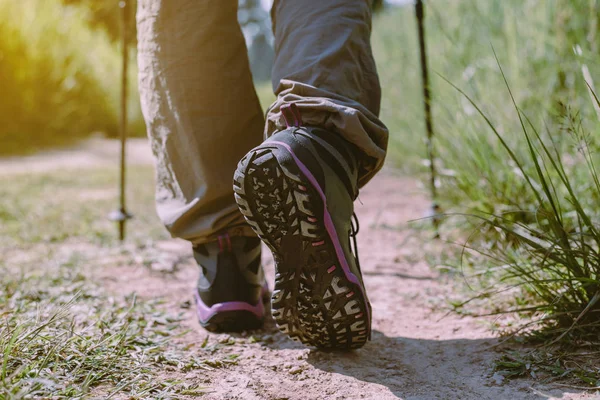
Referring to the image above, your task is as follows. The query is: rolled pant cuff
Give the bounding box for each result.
[265,80,388,188]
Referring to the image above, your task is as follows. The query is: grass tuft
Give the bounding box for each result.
[0,165,237,398]
[0,0,145,155]
[445,56,600,385]
[0,249,209,399]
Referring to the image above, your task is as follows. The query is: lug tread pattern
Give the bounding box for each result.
[234,148,369,349]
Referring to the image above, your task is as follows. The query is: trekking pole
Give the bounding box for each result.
[109,0,133,240]
[415,0,440,237]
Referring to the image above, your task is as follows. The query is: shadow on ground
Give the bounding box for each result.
[301,331,574,400]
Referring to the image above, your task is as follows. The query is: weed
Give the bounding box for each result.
[448,54,600,386]
[0,0,145,155]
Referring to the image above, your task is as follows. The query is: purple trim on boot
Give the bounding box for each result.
[268,140,372,332]
[194,291,264,322]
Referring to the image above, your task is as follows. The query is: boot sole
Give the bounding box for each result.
[234,142,370,349]
[198,310,263,333]
[194,286,269,333]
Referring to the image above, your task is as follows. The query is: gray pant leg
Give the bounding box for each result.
[267,0,388,187]
[137,0,263,244]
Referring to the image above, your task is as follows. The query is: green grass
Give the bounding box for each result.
[0,166,164,248]
[373,1,600,202]
[455,61,600,327]
[0,0,145,155]
[449,78,600,385]
[0,165,239,398]
[0,254,207,399]
[370,1,600,386]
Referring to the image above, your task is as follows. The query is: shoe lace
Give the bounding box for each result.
[350,213,361,273]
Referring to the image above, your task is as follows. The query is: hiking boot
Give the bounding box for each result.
[233,126,371,349]
[194,234,268,332]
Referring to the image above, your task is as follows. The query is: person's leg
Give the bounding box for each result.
[137,0,267,332]
[267,0,388,187]
[137,0,264,245]
[234,0,386,349]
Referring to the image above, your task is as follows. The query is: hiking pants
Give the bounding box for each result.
[137,0,388,244]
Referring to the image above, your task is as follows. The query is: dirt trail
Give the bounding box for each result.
[0,137,153,175]
[99,173,591,399]
[7,140,595,400]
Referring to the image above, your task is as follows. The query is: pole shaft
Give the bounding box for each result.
[119,0,129,240]
[416,0,439,233]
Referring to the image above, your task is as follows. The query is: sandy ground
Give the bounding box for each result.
[6,139,599,400]
[0,137,154,175]
[100,173,597,400]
